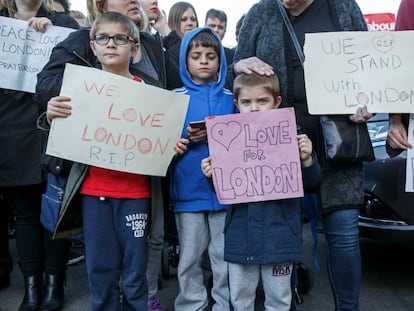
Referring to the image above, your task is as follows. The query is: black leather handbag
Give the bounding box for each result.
[320,115,375,162]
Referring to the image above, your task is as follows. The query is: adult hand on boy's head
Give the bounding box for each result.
[233,57,274,76]
[46,96,72,124]
[186,126,207,142]
[297,134,313,167]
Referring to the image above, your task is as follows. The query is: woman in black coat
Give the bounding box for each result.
[0,1,78,310]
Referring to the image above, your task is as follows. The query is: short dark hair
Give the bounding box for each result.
[233,73,281,102]
[205,8,227,25]
[187,29,221,60]
[53,0,70,14]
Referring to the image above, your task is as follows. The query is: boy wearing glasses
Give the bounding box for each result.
[46,12,150,310]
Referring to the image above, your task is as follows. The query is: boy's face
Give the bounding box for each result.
[236,86,282,113]
[186,45,219,84]
[90,22,139,73]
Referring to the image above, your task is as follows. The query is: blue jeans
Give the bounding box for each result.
[322,209,361,311]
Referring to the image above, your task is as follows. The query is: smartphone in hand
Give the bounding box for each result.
[189,120,206,130]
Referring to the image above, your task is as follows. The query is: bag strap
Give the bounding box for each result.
[277,2,323,271]
[129,66,165,89]
[276,1,305,66]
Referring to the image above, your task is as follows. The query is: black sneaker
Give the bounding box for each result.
[66,251,85,266]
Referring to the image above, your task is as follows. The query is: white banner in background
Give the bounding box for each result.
[0,16,75,93]
[304,31,414,114]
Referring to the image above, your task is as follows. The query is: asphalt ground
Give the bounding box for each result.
[2,223,414,310]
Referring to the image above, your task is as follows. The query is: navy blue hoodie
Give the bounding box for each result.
[170,27,234,212]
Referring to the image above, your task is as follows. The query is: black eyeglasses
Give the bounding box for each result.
[93,34,136,45]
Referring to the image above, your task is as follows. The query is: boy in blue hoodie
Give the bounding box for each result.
[170,27,234,310]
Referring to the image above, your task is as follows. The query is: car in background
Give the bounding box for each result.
[360,113,414,246]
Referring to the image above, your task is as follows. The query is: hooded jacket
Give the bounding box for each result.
[170,27,235,213]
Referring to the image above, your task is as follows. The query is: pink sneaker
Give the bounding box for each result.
[146,297,166,311]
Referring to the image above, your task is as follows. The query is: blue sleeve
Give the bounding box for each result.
[302,152,321,191]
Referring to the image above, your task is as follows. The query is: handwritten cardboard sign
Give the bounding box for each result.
[304,31,414,114]
[0,16,75,93]
[46,64,189,177]
[206,108,304,204]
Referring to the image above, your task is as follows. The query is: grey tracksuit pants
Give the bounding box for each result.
[174,210,230,311]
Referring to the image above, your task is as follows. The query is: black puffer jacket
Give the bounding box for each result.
[0,6,78,187]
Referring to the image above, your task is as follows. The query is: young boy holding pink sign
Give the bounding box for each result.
[200,73,321,311]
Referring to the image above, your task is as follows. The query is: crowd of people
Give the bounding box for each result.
[0,0,411,310]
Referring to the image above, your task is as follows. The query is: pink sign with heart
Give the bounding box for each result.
[206,107,304,204]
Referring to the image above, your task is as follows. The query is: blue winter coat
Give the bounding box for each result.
[170,27,235,213]
[224,157,321,265]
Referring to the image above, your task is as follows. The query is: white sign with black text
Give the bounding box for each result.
[0,16,75,93]
[304,31,414,114]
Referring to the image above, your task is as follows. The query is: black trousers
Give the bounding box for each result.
[0,194,13,278]
[0,184,68,276]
